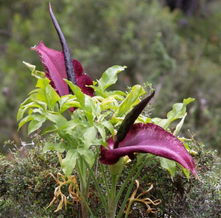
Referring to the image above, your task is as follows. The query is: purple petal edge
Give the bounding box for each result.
[100,123,197,176]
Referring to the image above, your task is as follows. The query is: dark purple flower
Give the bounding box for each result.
[32,42,94,97]
[100,92,196,176]
[32,3,94,97]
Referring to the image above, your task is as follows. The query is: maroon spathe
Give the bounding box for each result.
[32,41,94,97]
[100,123,196,175]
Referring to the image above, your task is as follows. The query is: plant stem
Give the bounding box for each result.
[77,159,89,218]
[107,174,118,218]
[80,181,89,218]
[106,159,125,218]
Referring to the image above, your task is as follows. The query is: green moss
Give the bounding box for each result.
[0,144,74,217]
[133,147,221,217]
[0,139,220,217]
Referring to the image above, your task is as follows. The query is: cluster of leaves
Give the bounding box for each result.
[17,63,194,178]
[17,64,142,175]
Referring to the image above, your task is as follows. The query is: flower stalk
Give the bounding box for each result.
[107,174,118,218]
[106,159,124,218]
[77,158,90,218]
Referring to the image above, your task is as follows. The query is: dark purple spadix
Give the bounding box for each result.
[49,3,75,85]
[114,91,155,148]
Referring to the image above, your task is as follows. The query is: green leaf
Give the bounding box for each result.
[78,149,95,169]
[23,61,46,79]
[182,167,190,179]
[17,105,30,122]
[41,126,57,135]
[61,150,78,176]
[45,112,67,129]
[153,98,195,129]
[60,120,83,137]
[109,90,126,97]
[65,80,85,107]
[18,115,33,130]
[115,85,146,117]
[32,77,60,110]
[167,98,195,123]
[102,120,115,135]
[36,77,50,89]
[84,96,98,121]
[183,97,195,105]
[17,102,43,121]
[66,80,99,122]
[100,95,119,111]
[173,113,187,136]
[43,141,65,153]
[28,115,46,135]
[23,61,36,73]
[95,124,106,144]
[32,100,47,110]
[59,95,80,113]
[83,126,98,147]
[32,70,45,79]
[151,118,168,128]
[167,103,186,122]
[95,65,126,93]
[160,158,177,178]
[45,84,60,110]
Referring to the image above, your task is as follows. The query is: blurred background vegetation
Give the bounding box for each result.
[0,0,221,154]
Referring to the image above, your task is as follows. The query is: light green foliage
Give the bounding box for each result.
[115,85,146,117]
[92,65,127,96]
[18,64,146,175]
[18,63,194,179]
[152,98,195,130]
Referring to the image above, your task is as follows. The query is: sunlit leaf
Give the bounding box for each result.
[59,95,80,112]
[102,120,115,135]
[95,124,106,144]
[98,65,126,91]
[92,66,126,96]
[66,80,85,106]
[43,141,66,153]
[83,126,98,147]
[160,158,177,178]
[152,98,195,129]
[78,149,95,168]
[45,112,67,129]
[28,115,46,135]
[17,102,42,121]
[173,113,187,136]
[115,85,146,117]
[61,150,78,176]
[18,115,33,130]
